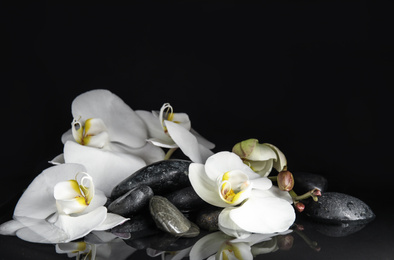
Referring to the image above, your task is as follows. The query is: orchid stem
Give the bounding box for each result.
[268,176,277,181]
[164,148,177,160]
[289,189,320,202]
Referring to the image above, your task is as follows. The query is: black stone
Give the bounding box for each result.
[111,160,191,198]
[293,172,328,194]
[195,206,222,231]
[165,186,209,212]
[108,185,153,217]
[304,192,375,224]
[111,213,156,234]
[147,230,208,251]
[149,196,198,237]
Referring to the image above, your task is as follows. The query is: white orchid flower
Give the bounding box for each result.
[52,89,165,196]
[232,139,287,177]
[188,152,272,207]
[136,103,215,163]
[188,152,295,238]
[0,164,128,243]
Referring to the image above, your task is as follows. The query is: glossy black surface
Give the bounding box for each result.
[2,2,393,259]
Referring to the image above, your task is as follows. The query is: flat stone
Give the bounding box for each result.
[108,185,153,216]
[149,196,192,236]
[304,192,375,224]
[165,186,209,212]
[195,206,222,231]
[293,172,328,194]
[111,160,191,198]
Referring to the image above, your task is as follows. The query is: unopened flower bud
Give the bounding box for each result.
[277,171,294,191]
[295,202,305,212]
[313,189,322,197]
[277,234,294,251]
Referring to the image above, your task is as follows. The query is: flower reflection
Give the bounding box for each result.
[56,231,136,260]
[190,230,293,260]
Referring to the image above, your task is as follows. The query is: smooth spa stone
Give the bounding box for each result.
[293,172,328,194]
[111,160,191,198]
[149,196,199,237]
[195,205,222,231]
[108,185,153,216]
[303,192,375,224]
[165,186,209,212]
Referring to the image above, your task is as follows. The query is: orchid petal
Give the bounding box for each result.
[136,110,172,143]
[249,159,274,177]
[205,152,257,181]
[228,196,295,234]
[250,177,272,191]
[188,163,230,207]
[218,208,252,239]
[15,218,69,243]
[263,143,287,172]
[110,142,165,165]
[164,120,203,163]
[147,137,178,148]
[93,213,129,231]
[53,206,108,242]
[251,186,293,204]
[71,89,147,148]
[14,164,87,220]
[247,143,277,161]
[64,141,146,197]
[0,220,25,236]
[49,153,65,165]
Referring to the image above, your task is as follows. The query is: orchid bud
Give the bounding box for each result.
[295,202,305,212]
[277,171,294,191]
[232,138,259,159]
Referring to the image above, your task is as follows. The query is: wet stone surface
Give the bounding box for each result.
[304,192,375,224]
[165,186,209,212]
[108,185,153,216]
[149,196,199,237]
[111,160,191,198]
[293,172,328,194]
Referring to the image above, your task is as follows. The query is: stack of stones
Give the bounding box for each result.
[107,160,376,248]
[107,159,221,249]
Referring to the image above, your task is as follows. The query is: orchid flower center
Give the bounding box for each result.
[71,117,110,149]
[54,172,95,215]
[218,170,251,205]
[159,103,177,134]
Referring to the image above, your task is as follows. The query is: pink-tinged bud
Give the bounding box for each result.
[277,171,294,191]
[295,202,305,212]
[277,234,294,251]
[313,189,322,197]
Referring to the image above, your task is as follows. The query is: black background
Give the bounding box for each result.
[1,2,393,259]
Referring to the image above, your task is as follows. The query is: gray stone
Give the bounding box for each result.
[195,206,222,231]
[304,192,375,224]
[111,160,191,198]
[108,185,153,216]
[293,172,328,194]
[150,196,199,237]
[165,186,209,212]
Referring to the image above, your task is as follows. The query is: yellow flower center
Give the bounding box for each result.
[219,171,250,204]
